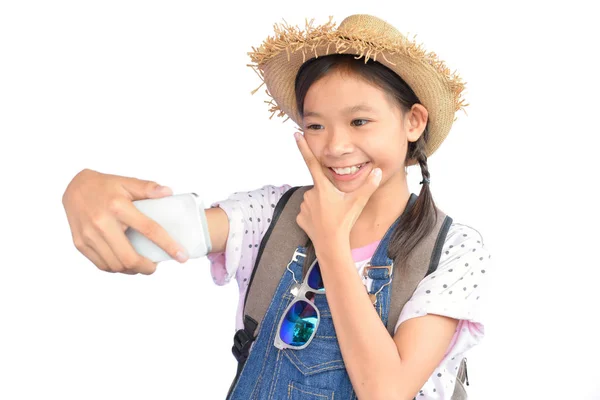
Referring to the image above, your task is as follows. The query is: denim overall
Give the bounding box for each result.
[227,221,399,400]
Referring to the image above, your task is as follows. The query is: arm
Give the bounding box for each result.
[204,207,229,254]
[63,168,230,275]
[205,184,294,286]
[290,133,460,398]
[317,245,458,400]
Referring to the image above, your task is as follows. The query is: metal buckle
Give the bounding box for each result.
[362,264,393,279]
[292,249,306,262]
[363,263,394,306]
[287,249,307,285]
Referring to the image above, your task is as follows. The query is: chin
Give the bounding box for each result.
[329,176,370,192]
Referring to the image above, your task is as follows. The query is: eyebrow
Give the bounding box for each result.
[303,104,377,118]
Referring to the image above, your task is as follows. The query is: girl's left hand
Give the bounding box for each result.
[294,132,382,254]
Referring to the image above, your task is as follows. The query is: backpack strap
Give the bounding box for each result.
[230,185,309,364]
[385,206,454,335]
[227,185,309,399]
[243,185,311,332]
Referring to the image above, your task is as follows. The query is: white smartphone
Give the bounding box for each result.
[125,193,212,263]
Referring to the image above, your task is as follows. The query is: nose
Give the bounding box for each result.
[323,126,354,158]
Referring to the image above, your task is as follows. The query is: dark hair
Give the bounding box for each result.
[295,54,437,279]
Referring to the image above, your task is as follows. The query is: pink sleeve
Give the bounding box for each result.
[206,184,293,287]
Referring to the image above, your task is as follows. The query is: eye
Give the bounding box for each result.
[306,124,324,130]
[351,119,369,127]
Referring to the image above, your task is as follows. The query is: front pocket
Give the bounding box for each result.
[282,294,346,375]
[287,380,335,400]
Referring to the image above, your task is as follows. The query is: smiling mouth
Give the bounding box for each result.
[327,162,371,180]
[328,162,368,175]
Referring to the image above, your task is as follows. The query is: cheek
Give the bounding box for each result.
[305,137,325,158]
[371,134,405,160]
[398,138,409,159]
[386,129,409,159]
[371,138,409,172]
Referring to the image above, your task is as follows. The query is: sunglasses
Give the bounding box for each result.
[274,256,325,350]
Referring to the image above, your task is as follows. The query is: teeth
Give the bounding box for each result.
[332,163,364,175]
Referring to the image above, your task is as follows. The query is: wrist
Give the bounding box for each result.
[314,236,352,264]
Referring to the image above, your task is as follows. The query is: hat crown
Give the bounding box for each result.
[338,14,404,43]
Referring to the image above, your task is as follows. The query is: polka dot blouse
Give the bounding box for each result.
[207,184,492,399]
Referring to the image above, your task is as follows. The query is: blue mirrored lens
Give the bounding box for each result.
[307,262,325,292]
[279,300,317,347]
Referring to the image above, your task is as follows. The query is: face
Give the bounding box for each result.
[301,68,426,193]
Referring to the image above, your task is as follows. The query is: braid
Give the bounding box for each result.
[387,134,437,266]
[414,139,431,186]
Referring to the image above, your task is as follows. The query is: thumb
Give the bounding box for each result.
[121,176,173,200]
[354,168,382,207]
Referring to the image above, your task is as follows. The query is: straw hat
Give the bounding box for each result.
[248,15,469,165]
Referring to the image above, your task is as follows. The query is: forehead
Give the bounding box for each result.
[303,69,397,113]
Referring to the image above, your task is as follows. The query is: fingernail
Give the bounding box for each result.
[372,168,381,177]
[294,132,301,141]
[175,250,189,263]
[152,185,171,195]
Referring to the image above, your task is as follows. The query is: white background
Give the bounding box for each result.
[1,1,599,399]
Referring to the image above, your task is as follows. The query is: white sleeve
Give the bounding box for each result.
[206,184,292,286]
[394,223,493,341]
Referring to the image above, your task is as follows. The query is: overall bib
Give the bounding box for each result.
[227,224,398,400]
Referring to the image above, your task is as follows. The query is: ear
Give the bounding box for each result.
[405,103,429,143]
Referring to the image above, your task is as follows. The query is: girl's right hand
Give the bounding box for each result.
[62,169,189,275]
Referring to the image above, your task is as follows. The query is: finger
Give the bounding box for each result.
[89,230,142,275]
[353,168,382,210]
[79,243,115,273]
[79,229,124,273]
[95,216,158,275]
[82,239,140,275]
[121,269,138,275]
[69,216,113,273]
[294,132,328,187]
[90,233,147,275]
[117,175,174,201]
[110,198,189,264]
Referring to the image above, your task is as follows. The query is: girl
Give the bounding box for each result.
[62,14,491,400]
